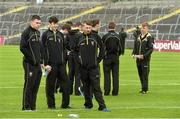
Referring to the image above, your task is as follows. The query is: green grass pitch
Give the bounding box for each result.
[0,45,180,118]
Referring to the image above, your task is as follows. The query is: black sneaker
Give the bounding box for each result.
[84,104,93,109]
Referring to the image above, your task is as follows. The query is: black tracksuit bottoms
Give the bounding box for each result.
[103,55,119,95]
[137,61,150,92]
[46,64,70,108]
[80,66,106,110]
[22,60,42,110]
[68,53,81,95]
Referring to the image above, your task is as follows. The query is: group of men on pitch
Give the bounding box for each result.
[20,15,154,111]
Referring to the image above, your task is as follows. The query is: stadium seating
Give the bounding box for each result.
[0,0,179,45]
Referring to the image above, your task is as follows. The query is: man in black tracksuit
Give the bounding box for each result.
[55,23,71,93]
[119,27,127,55]
[73,21,109,112]
[132,22,154,94]
[60,23,72,65]
[102,22,125,96]
[20,15,42,111]
[68,24,82,95]
[41,16,70,109]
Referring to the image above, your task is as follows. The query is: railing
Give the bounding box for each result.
[0,2,179,44]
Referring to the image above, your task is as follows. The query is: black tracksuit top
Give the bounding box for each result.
[41,29,65,65]
[132,33,154,62]
[20,26,42,66]
[74,32,105,68]
[102,30,123,56]
[68,29,81,54]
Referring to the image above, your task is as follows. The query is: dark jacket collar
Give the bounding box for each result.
[108,30,115,33]
[91,30,98,34]
[29,25,38,32]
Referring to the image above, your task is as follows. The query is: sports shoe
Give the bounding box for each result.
[22,109,32,112]
[102,108,111,112]
[139,90,148,94]
[22,108,31,112]
[85,106,93,109]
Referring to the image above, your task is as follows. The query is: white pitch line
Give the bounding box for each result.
[1,83,180,89]
[2,115,180,119]
[0,85,44,89]
[0,106,180,113]
[120,83,180,86]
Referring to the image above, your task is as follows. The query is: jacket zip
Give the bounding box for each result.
[54,31,57,42]
[139,33,149,55]
[88,37,98,66]
[95,40,97,65]
[35,32,38,41]
[86,35,88,45]
[138,37,142,55]
[46,39,50,64]
[79,55,82,65]
[138,37,142,61]
[55,31,63,63]
[35,32,42,63]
